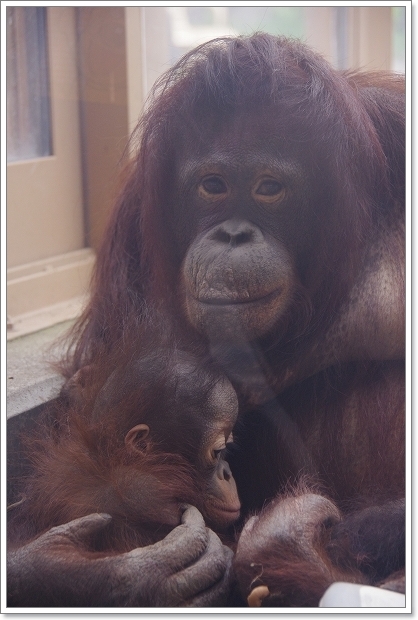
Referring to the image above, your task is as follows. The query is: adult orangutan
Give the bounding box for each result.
[8,33,405,607]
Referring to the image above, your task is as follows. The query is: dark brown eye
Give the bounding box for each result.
[255,179,284,196]
[212,448,223,460]
[200,176,227,195]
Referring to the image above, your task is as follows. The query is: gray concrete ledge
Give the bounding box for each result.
[7,321,73,418]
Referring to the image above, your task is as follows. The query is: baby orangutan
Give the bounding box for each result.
[9,344,241,557]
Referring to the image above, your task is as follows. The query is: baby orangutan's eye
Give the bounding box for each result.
[211,447,225,460]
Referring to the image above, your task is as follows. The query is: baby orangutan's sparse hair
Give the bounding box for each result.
[9,328,241,552]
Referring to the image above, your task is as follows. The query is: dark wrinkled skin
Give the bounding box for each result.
[8,507,233,607]
[234,493,405,607]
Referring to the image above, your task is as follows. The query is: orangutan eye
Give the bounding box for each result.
[211,445,226,461]
[255,179,285,197]
[200,176,227,195]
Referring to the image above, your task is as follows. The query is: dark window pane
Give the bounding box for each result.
[7,7,52,162]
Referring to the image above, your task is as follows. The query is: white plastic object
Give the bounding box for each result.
[319,582,405,608]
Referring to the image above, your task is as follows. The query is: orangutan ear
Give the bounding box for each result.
[125,424,150,453]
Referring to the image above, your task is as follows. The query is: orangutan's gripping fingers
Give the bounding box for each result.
[162,529,234,606]
[125,506,210,574]
[48,513,113,547]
